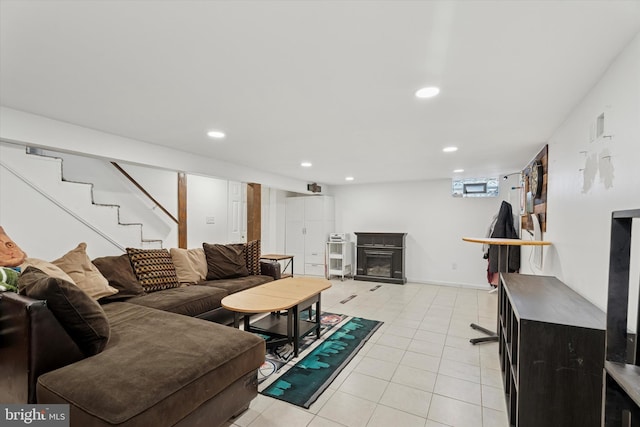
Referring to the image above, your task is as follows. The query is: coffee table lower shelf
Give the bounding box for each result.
[247,311,320,352]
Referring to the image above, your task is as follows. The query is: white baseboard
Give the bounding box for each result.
[406,278,490,290]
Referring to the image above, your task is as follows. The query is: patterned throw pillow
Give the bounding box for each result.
[126,248,180,293]
[245,240,261,276]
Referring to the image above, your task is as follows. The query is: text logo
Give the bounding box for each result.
[1,405,69,426]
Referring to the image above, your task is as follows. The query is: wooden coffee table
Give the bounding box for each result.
[221,277,332,357]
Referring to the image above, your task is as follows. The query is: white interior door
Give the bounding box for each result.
[227,180,246,243]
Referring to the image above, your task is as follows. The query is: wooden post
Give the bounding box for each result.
[177,172,187,248]
[246,183,261,242]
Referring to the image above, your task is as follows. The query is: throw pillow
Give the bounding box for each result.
[92,254,145,301]
[0,226,27,267]
[20,258,76,285]
[203,243,249,280]
[169,247,207,284]
[126,248,180,292]
[18,266,111,356]
[245,239,261,276]
[52,243,119,300]
[0,266,19,292]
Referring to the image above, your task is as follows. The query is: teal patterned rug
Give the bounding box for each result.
[258,313,382,408]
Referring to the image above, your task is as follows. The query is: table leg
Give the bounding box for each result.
[243,313,251,332]
[233,312,240,329]
[293,305,300,357]
[469,245,504,345]
[316,293,322,339]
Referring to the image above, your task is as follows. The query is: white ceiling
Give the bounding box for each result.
[1,1,639,186]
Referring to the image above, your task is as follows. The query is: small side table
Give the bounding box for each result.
[260,254,294,278]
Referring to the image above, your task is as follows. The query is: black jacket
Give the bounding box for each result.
[488,201,521,273]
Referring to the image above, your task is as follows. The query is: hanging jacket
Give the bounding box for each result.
[487,201,521,273]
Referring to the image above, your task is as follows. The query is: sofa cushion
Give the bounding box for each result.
[203,243,249,280]
[126,248,180,292]
[37,302,265,426]
[18,266,110,357]
[52,242,119,300]
[125,285,228,317]
[245,239,261,276]
[169,247,207,284]
[92,254,145,301]
[198,274,274,294]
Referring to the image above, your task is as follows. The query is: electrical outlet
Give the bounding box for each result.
[452,263,458,270]
[206,216,215,224]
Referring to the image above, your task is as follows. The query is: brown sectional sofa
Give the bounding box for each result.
[0,241,282,427]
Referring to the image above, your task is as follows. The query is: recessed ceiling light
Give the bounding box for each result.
[345,176,355,181]
[207,130,225,139]
[300,162,312,167]
[453,169,464,173]
[415,86,440,98]
[443,146,458,153]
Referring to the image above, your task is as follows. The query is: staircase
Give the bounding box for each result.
[0,143,165,250]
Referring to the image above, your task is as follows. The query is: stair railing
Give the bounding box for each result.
[110,162,179,224]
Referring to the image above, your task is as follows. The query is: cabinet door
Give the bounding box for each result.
[285,198,305,275]
[304,220,326,262]
[286,197,305,221]
[304,197,325,221]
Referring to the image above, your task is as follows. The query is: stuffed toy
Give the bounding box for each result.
[0,266,19,292]
[0,226,26,267]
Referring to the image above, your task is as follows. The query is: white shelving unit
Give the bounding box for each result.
[326,241,353,280]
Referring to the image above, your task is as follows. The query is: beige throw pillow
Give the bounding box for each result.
[21,257,76,285]
[170,247,207,284]
[52,243,119,300]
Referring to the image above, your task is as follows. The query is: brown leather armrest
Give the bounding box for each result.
[0,292,84,403]
[259,261,281,280]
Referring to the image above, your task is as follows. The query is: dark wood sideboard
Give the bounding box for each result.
[499,273,606,427]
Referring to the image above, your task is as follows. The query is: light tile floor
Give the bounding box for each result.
[226,279,509,427]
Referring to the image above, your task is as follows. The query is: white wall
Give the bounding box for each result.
[332,177,522,288]
[521,33,640,315]
[187,174,229,247]
[0,142,235,259]
[44,150,179,246]
[0,143,130,260]
[49,150,234,250]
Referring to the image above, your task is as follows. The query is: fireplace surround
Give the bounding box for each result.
[354,232,406,284]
